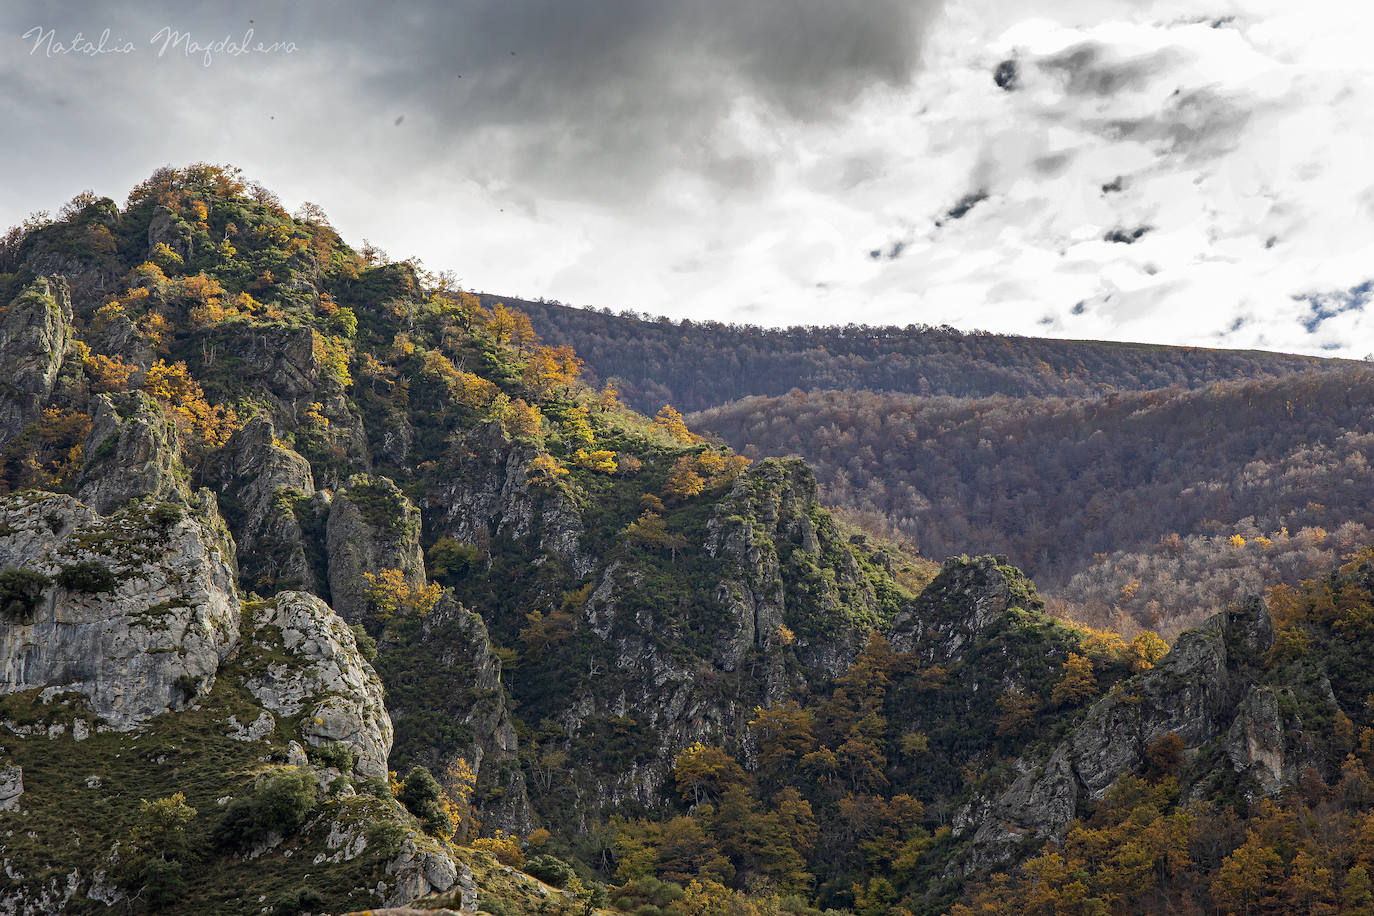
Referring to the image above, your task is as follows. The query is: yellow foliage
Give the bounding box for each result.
[86,353,137,393]
[302,402,329,430]
[1128,631,1169,673]
[149,241,182,269]
[561,405,595,447]
[138,359,240,451]
[527,454,569,485]
[664,456,706,500]
[471,829,525,867]
[574,448,618,474]
[1229,534,1247,548]
[1051,652,1098,707]
[522,345,582,395]
[653,404,698,443]
[503,398,543,438]
[91,301,126,331]
[361,567,443,624]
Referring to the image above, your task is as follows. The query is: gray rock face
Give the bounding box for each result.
[963,596,1276,872]
[420,597,532,834]
[434,421,594,579]
[0,276,72,449]
[0,763,21,811]
[381,837,458,907]
[0,492,238,729]
[77,392,188,514]
[211,416,320,594]
[243,591,393,779]
[890,555,1042,665]
[703,458,871,678]
[326,476,426,624]
[148,204,193,261]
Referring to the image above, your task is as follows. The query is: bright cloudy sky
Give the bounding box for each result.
[3,0,1373,356]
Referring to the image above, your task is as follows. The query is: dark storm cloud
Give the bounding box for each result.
[1039,41,1177,96]
[347,0,946,199]
[2,0,944,204]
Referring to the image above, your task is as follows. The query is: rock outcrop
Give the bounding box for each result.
[326,475,427,624]
[243,590,393,778]
[889,554,1042,664]
[0,491,238,728]
[210,415,322,594]
[77,392,189,514]
[434,421,594,579]
[0,276,72,449]
[963,597,1277,872]
[703,458,891,682]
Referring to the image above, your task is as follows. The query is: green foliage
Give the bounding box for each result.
[397,765,446,835]
[213,768,319,851]
[349,623,378,662]
[525,853,578,888]
[115,793,201,910]
[306,741,357,773]
[55,559,119,593]
[0,568,50,622]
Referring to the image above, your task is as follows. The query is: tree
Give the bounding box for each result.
[575,449,618,474]
[673,743,746,807]
[1051,652,1098,707]
[653,405,697,443]
[528,454,569,485]
[996,689,1038,736]
[504,398,544,438]
[117,793,200,909]
[362,568,442,625]
[665,456,706,500]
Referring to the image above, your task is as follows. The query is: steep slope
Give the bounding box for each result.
[9,166,1374,916]
[504,296,1348,415]
[691,376,1374,636]
[0,167,939,908]
[0,489,461,915]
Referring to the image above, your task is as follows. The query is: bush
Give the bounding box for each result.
[478,893,513,916]
[149,502,183,528]
[0,568,51,623]
[56,560,118,593]
[349,623,377,662]
[525,853,577,889]
[270,887,325,916]
[397,765,446,835]
[213,768,319,850]
[307,741,356,773]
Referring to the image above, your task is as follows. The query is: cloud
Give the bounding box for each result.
[315,0,947,201]
[1296,280,1374,334]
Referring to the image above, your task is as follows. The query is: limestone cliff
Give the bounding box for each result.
[0,277,73,450]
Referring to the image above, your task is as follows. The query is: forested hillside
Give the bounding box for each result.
[7,165,1374,916]
[692,374,1374,637]
[507,297,1348,415]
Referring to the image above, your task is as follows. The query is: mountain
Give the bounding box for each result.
[689,374,1374,637]
[5,167,1374,916]
[502,296,1350,415]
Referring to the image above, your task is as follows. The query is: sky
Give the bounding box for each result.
[3,0,1374,357]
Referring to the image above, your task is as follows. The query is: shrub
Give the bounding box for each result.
[349,623,378,662]
[270,887,325,916]
[0,568,51,623]
[525,853,577,888]
[149,502,183,528]
[55,560,118,593]
[213,768,319,850]
[307,741,356,773]
[397,766,446,834]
